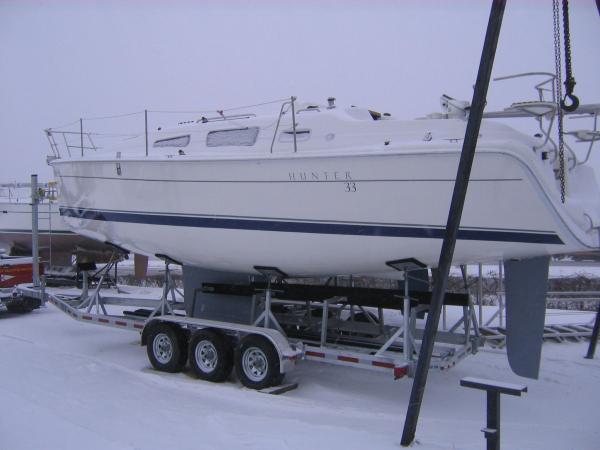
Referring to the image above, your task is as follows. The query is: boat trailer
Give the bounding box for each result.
[14,260,481,390]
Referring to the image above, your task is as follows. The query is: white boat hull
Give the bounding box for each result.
[52,142,600,277]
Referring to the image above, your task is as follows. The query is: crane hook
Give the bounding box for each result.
[561,93,579,112]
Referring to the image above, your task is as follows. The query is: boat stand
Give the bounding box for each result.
[77,258,119,315]
[45,254,185,328]
[149,258,182,319]
[251,266,287,335]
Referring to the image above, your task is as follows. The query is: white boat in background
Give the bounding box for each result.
[0,182,113,265]
[46,75,600,277]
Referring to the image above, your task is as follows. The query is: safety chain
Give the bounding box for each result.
[553,0,567,203]
[561,0,579,112]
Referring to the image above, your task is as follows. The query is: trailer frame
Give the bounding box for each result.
[16,260,480,390]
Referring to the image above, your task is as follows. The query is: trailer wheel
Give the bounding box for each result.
[189,330,233,382]
[6,302,32,314]
[146,323,186,373]
[235,334,283,390]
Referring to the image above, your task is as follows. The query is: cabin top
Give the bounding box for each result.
[47,98,538,164]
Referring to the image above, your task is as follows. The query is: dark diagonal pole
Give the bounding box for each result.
[585,304,600,359]
[400,0,506,445]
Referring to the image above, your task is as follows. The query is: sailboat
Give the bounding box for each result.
[46,83,600,277]
[0,182,114,265]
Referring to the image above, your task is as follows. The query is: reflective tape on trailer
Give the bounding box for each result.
[44,293,145,332]
[84,314,144,331]
[78,313,144,330]
[303,346,407,379]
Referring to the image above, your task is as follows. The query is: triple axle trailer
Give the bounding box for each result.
[15,261,480,390]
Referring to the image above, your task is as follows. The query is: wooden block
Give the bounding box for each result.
[259,382,298,395]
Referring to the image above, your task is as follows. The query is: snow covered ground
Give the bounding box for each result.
[1,303,599,450]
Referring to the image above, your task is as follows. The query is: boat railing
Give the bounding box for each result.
[493,72,558,104]
[490,72,598,172]
[45,129,99,159]
[270,96,298,154]
[45,98,295,160]
[493,73,561,161]
[195,113,256,124]
[567,113,599,167]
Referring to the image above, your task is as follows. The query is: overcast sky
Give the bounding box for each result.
[1,0,599,181]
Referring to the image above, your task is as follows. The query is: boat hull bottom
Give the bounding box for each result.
[67,219,570,277]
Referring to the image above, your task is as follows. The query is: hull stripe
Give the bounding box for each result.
[0,229,76,235]
[59,207,564,245]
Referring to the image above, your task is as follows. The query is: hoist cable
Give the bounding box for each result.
[560,0,579,112]
[553,0,567,203]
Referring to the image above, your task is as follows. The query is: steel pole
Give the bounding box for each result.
[585,303,600,359]
[30,174,40,288]
[486,391,501,450]
[478,263,484,324]
[404,271,412,362]
[80,118,84,157]
[145,109,149,157]
[291,96,297,153]
[400,1,506,445]
[498,261,504,327]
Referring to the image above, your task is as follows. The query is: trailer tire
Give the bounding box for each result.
[6,302,32,314]
[146,323,186,373]
[189,330,233,382]
[235,334,283,390]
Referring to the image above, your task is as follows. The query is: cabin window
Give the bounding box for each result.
[279,129,311,143]
[153,135,191,148]
[206,127,260,147]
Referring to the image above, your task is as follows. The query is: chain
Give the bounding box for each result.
[561,0,579,111]
[553,0,566,203]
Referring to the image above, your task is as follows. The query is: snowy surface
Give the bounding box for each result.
[1,304,599,450]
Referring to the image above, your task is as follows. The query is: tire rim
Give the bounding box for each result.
[242,346,268,382]
[153,333,173,364]
[195,340,218,373]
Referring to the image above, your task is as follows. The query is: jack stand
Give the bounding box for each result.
[251,266,287,335]
[252,278,286,336]
[385,259,428,372]
[149,261,179,319]
[77,254,123,315]
[78,270,107,315]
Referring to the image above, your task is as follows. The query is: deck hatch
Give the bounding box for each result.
[206,127,260,147]
[153,135,191,148]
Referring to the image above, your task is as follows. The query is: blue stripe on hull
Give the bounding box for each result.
[60,207,564,245]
